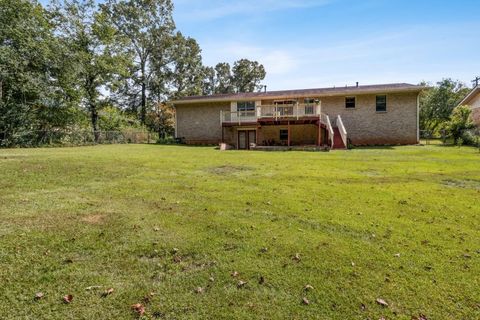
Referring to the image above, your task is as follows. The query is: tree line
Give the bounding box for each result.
[0,0,266,146]
[419,79,477,146]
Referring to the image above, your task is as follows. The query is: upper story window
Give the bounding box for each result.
[304,98,315,114]
[345,97,356,109]
[237,101,255,112]
[376,95,387,112]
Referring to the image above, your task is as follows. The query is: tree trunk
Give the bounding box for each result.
[140,61,147,124]
[141,81,146,124]
[90,103,99,143]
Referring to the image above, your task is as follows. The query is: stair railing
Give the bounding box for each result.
[325,115,334,148]
[336,115,348,148]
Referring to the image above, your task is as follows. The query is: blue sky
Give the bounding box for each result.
[41,0,480,90]
[173,0,480,90]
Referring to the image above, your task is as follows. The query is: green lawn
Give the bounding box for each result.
[0,145,479,319]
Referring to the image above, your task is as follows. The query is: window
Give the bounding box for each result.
[275,100,295,105]
[304,98,315,105]
[237,101,255,112]
[376,95,387,112]
[345,97,356,109]
[304,98,315,114]
[279,129,288,141]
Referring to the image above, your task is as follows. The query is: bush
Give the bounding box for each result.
[443,106,475,145]
[156,136,176,145]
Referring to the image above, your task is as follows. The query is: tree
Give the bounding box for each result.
[214,62,234,94]
[444,105,475,145]
[210,60,266,94]
[0,0,80,146]
[419,79,470,133]
[51,0,130,142]
[102,0,175,124]
[167,32,204,99]
[145,103,174,140]
[232,59,266,93]
[201,66,215,96]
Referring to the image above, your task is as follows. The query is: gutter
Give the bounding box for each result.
[170,87,428,105]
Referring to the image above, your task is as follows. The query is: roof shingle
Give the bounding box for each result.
[171,83,426,104]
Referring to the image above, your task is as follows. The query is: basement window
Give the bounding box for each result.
[345,96,356,109]
[279,129,288,141]
[376,95,387,112]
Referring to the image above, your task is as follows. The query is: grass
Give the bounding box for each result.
[0,144,479,319]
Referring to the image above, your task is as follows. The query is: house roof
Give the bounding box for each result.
[458,86,480,106]
[171,83,426,105]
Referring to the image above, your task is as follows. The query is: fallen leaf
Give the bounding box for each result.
[237,280,247,288]
[34,292,44,300]
[172,248,179,254]
[360,303,366,311]
[209,277,215,282]
[231,271,239,277]
[63,294,73,304]
[293,253,301,262]
[302,297,310,305]
[304,284,314,291]
[351,261,355,267]
[102,288,114,297]
[260,247,268,253]
[376,298,388,307]
[173,255,182,263]
[394,253,401,258]
[412,314,428,320]
[194,287,204,294]
[153,227,160,231]
[131,303,145,316]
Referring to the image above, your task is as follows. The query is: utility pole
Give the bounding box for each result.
[472,76,480,88]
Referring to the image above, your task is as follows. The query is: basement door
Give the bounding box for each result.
[238,130,256,150]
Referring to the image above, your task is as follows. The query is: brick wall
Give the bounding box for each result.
[175,91,419,146]
[175,102,230,144]
[467,93,480,126]
[321,92,419,145]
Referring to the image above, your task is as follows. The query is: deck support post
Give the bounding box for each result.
[317,120,321,146]
[287,121,291,147]
[221,126,224,143]
[256,125,260,146]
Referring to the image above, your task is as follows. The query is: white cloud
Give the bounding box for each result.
[174,0,331,21]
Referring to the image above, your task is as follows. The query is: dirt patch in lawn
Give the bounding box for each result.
[442,179,480,190]
[206,165,254,175]
[81,213,107,225]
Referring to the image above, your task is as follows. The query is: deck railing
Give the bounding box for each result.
[221,103,322,124]
[324,114,334,148]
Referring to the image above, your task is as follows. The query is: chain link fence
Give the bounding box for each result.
[420,128,480,150]
[0,130,157,148]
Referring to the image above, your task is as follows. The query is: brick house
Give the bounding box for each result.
[457,85,480,126]
[170,83,425,149]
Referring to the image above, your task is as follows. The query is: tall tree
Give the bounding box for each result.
[51,0,129,142]
[231,59,266,93]
[167,32,204,99]
[102,0,175,124]
[419,79,471,132]
[201,66,215,96]
[214,62,234,94]
[0,0,78,146]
